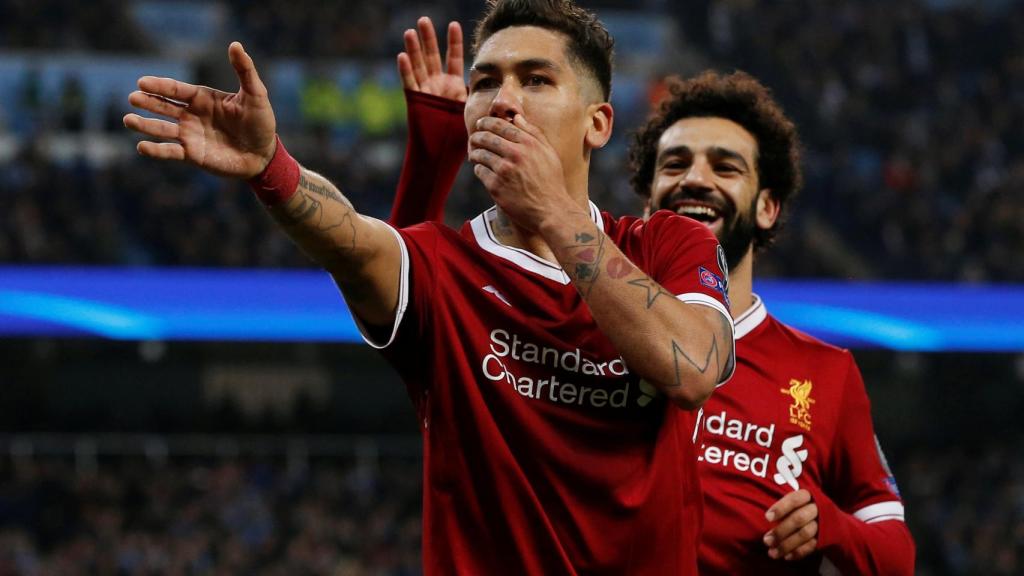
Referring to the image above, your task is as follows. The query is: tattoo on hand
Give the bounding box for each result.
[627,277,672,309]
[670,336,720,386]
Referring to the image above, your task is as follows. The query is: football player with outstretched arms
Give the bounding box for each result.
[391,16,914,576]
[124,1,734,573]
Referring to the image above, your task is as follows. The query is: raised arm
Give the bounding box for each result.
[391,17,469,227]
[123,42,401,327]
[471,115,734,409]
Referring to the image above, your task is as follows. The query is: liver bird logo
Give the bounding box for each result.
[781,379,815,431]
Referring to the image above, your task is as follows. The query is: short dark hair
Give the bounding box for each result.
[472,0,614,101]
[629,71,802,250]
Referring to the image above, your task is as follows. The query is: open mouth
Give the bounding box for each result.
[669,201,725,226]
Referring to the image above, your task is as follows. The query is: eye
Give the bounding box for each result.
[715,164,740,174]
[471,77,500,92]
[524,75,550,87]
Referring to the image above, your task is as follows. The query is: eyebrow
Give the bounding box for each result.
[657,145,751,171]
[470,58,562,76]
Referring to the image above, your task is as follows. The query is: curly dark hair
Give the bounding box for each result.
[472,0,614,101]
[628,71,802,250]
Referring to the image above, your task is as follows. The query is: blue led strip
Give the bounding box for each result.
[0,267,1021,350]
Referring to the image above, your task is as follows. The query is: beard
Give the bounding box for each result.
[717,197,758,270]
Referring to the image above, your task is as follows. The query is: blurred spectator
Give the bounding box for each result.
[0,454,423,575]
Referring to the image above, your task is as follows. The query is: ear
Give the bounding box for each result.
[584,101,614,150]
[756,189,780,231]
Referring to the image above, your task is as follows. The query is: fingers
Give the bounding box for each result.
[417,17,442,75]
[469,131,510,158]
[768,521,818,560]
[475,116,523,144]
[137,76,200,104]
[228,41,268,98]
[397,52,419,91]
[784,537,819,561]
[403,29,429,87]
[136,141,186,161]
[765,489,812,523]
[127,91,185,119]
[446,21,464,78]
[473,162,498,191]
[123,113,180,140]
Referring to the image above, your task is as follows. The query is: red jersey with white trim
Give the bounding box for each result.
[697,295,909,575]
[363,205,732,575]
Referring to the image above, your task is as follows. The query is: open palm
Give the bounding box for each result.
[124,42,277,179]
[397,18,467,102]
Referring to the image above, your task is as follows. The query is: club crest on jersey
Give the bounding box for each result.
[698,266,729,306]
[780,379,815,431]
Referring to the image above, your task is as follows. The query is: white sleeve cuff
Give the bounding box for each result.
[852,501,905,524]
[350,225,410,350]
[676,292,736,386]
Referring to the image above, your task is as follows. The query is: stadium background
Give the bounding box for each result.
[0,0,1021,574]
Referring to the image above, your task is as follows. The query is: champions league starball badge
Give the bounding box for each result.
[716,244,729,291]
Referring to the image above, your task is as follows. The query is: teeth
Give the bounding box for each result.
[677,205,719,218]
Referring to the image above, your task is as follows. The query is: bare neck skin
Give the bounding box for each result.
[728,244,756,320]
[487,166,592,263]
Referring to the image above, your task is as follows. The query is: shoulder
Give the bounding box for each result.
[766,314,862,386]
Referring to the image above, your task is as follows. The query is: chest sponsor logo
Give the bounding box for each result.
[781,379,815,431]
[481,328,645,410]
[698,411,776,478]
[698,412,813,490]
[772,434,809,491]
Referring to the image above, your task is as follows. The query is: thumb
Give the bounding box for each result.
[229,42,268,97]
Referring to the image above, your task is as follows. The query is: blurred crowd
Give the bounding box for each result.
[0,437,1020,576]
[1,0,1021,280]
[0,454,422,576]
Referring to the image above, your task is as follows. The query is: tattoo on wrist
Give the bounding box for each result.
[299,173,352,208]
[565,226,606,296]
[280,191,344,233]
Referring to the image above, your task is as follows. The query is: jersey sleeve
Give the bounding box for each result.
[352,222,440,411]
[389,91,468,228]
[811,353,916,574]
[643,210,735,384]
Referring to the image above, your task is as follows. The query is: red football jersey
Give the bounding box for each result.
[359,204,732,575]
[697,295,909,575]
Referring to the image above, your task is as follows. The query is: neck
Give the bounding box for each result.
[727,246,755,319]
[488,168,592,261]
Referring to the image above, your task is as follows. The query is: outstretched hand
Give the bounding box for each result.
[124,42,277,179]
[397,17,467,102]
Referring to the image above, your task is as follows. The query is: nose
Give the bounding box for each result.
[680,157,714,193]
[488,80,523,122]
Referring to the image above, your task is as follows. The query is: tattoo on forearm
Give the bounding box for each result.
[281,192,341,232]
[299,173,352,208]
[605,257,634,279]
[670,336,720,387]
[565,226,606,296]
[627,277,673,309]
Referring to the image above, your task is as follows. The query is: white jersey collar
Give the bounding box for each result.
[734,293,768,340]
[470,201,605,285]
